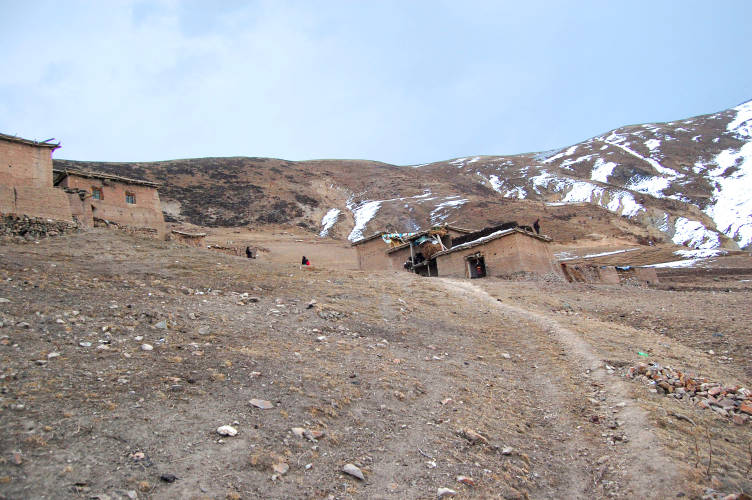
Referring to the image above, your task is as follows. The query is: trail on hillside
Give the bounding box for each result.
[437,278,683,499]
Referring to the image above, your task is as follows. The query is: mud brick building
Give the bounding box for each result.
[433,227,560,278]
[53,168,167,238]
[0,133,72,220]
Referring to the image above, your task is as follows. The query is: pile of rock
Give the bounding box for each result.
[626,362,751,424]
[0,214,79,242]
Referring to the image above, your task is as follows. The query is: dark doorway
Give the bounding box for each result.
[467,256,486,278]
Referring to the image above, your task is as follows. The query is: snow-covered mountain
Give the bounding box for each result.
[54,99,752,250]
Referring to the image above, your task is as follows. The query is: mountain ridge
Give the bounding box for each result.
[54,99,752,250]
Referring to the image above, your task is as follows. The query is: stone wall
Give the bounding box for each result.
[93,218,159,238]
[0,214,79,243]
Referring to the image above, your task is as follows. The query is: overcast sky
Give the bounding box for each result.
[1,1,750,165]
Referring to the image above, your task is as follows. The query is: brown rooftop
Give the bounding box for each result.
[53,168,160,188]
[0,132,60,149]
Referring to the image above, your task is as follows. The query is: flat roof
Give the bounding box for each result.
[350,231,386,246]
[53,168,160,188]
[433,228,552,258]
[0,132,60,149]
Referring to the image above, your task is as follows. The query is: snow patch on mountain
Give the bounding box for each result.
[606,191,643,217]
[429,197,467,224]
[542,145,577,164]
[645,139,661,151]
[591,158,617,183]
[347,200,381,241]
[488,174,503,193]
[560,154,595,170]
[627,175,671,198]
[603,131,678,177]
[671,217,719,249]
[505,186,527,199]
[319,208,341,237]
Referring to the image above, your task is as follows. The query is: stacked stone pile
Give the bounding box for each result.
[626,362,751,424]
[0,214,79,242]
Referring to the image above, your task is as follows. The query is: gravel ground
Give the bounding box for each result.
[0,230,750,499]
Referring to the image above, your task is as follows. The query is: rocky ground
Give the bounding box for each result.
[1,229,751,499]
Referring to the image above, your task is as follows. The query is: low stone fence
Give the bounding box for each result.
[93,218,160,239]
[0,213,80,243]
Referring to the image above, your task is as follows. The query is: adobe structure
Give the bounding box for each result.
[432,226,561,278]
[352,222,562,279]
[53,168,167,238]
[1,132,167,239]
[0,133,72,220]
[352,225,473,272]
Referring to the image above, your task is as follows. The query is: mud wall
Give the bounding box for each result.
[0,139,54,187]
[355,238,392,271]
[436,233,560,278]
[58,175,166,238]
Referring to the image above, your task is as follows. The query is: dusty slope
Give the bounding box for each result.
[1,230,750,499]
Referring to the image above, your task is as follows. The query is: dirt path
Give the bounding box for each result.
[437,278,684,498]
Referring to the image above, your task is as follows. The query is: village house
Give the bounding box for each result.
[432,225,561,278]
[0,132,167,239]
[352,225,473,272]
[53,168,167,238]
[353,222,562,279]
[0,133,72,221]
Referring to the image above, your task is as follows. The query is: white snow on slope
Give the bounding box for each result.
[606,191,642,217]
[700,100,752,249]
[674,249,727,258]
[319,208,341,237]
[430,197,468,224]
[645,139,661,151]
[671,217,719,249]
[560,154,595,170]
[562,182,605,204]
[449,157,469,167]
[504,186,527,199]
[603,131,678,177]
[542,145,577,164]
[646,258,706,268]
[347,200,382,241]
[488,174,503,192]
[627,175,671,198]
[558,248,639,261]
[591,158,617,183]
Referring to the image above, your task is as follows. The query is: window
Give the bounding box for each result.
[125,192,136,204]
[92,187,102,200]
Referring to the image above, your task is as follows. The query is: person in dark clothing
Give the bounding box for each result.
[245,246,254,259]
[301,256,310,265]
[533,218,541,234]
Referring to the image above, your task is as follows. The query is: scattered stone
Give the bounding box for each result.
[272,462,289,475]
[458,428,489,445]
[160,473,177,483]
[342,463,364,480]
[501,353,511,359]
[291,427,306,438]
[437,487,457,498]
[155,320,168,329]
[0,298,10,303]
[306,300,316,309]
[79,341,92,347]
[141,344,153,351]
[501,447,514,455]
[198,326,211,336]
[456,475,475,486]
[304,429,325,441]
[216,425,238,436]
[47,352,61,359]
[250,399,274,410]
